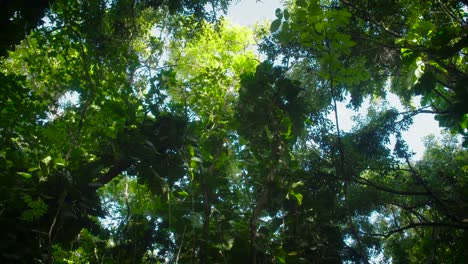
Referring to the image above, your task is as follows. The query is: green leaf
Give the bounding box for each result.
[177,190,189,197]
[17,172,32,179]
[413,70,436,96]
[315,22,324,33]
[276,255,286,264]
[283,9,290,20]
[280,116,293,139]
[275,8,283,19]
[21,197,48,221]
[270,19,282,33]
[308,3,322,17]
[188,145,195,157]
[191,156,202,163]
[40,162,49,177]
[41,156,52,166]
[28,167,39,172]
[292,181,304,189]
[289,190,303,206]
[296,0,307,8]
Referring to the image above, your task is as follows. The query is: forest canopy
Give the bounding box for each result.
[0,0,467,263]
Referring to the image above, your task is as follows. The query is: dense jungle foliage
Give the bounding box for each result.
[1,0,467,263]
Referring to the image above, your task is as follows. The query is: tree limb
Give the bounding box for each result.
[368,222,468,239]
[355,176,431,196]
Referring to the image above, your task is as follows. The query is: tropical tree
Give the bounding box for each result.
[1,0,467,263]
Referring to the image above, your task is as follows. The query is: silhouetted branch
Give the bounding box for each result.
[367,222,468,239]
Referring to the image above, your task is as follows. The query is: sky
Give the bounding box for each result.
[226,0,284,25]
[226,0,442,160]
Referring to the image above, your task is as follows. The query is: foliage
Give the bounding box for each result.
[341,0,468,143]
[0,0,467,263]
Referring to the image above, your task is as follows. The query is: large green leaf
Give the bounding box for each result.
[270,19,282,33]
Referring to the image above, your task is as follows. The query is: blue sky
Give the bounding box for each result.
[227,0,283,26]
[226,0,442,160]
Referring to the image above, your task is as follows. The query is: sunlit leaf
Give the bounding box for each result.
[17,172,32,179]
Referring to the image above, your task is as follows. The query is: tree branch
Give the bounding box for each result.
[355,176,430,196]
[342,0,402,38]
[404,156,460,222]
[368,222,468,239]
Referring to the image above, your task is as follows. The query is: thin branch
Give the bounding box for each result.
[404,156,459,222]
[368,222,468,239]
[390,206,400,230]
[342,0,402,38]
[47,189,68,262]
[355,176,430,196]
[328,65,368,263]
[65,28,96,160]
[328,166,431,197]
[398,106,440,116]
[175,225,187,264]
[124,175,131,226]
[437,0,467,27]
[96,159,130,187]
[389,202,430,223]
